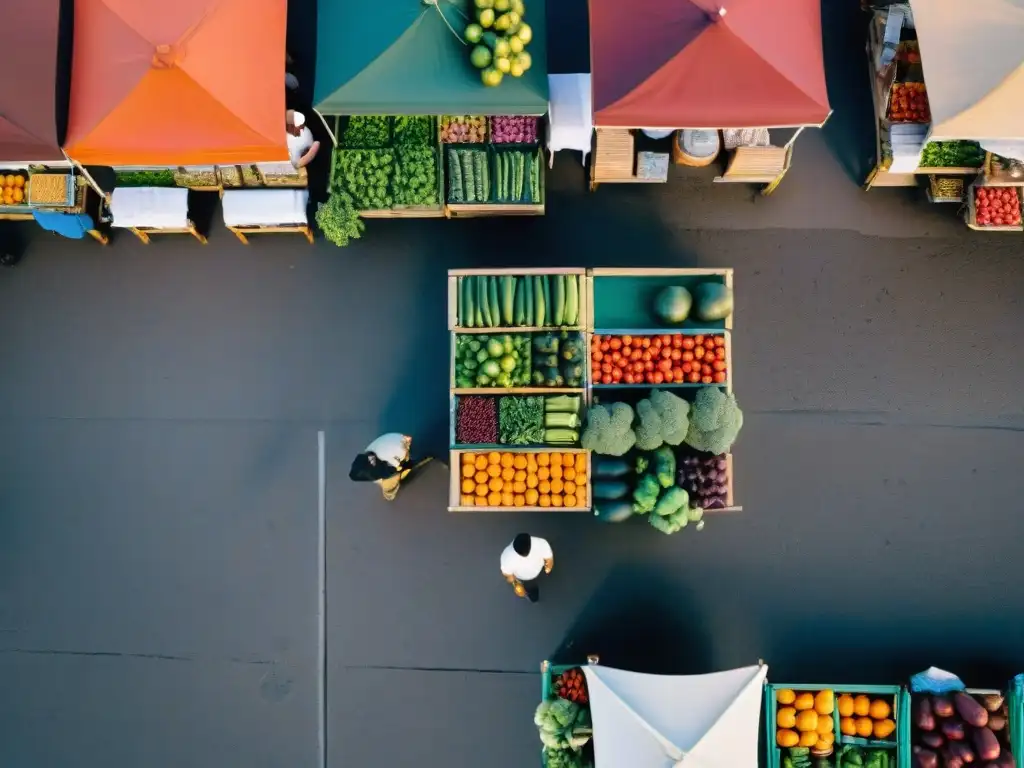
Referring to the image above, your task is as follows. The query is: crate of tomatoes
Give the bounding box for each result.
[589,332,729,388]
[887,82,931,123]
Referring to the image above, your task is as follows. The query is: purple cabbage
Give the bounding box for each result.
[489,116,538,145]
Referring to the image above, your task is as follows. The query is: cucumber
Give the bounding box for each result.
[478,274,491,326]
[501,153,509,201]
[456,276,463,325]
[542,275,552,326]
[593,458,630,479]
[552,273,565,326]
[524,271,534,327]
[517,153,525,201]
[488,276,500,327]
[491,152,499,202]
[593,480,630,500]
[531,149,540,202]
[513,278,525,325]
[502,276,515,325]
[462,277,475,327]
[523,152,533,203]
[533,275,545,327]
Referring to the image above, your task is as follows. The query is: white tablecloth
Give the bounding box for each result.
[111,187,189,229]
[546,73,593,167]
[221,189,308,227]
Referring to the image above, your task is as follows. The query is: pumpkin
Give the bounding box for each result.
[815,690,835,715]
[873,719,896,739]
[816,715,834,736]
[837,694,855,717]
[856,718,874,737]
[869,699,891,719]
[853,695,871,716]
[799,731,818,748]
[777,707,797,729]
[777,729,799,748]
[776,689,796,705]
[794,692,815,711]
[795,710,819,733]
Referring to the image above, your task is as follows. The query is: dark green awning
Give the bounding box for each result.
[314,0,548,116]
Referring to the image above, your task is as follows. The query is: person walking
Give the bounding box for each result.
[500,533,553,603]
[348,432,433,501]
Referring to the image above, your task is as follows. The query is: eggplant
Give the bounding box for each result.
[933,695,955,718]
[942,720,966,741]
[916,697,937,731]
[955,693,989,727]
[920,732,944,749]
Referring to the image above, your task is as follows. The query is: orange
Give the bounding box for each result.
[551,494,563,507]
[855,718,873,738]
[814,690,834,715]
[514,469,526,482]
[799,731,818,748]
[562,454,575,467]
[539,494,551,507]
[13,175,23,188]
[537,466,549,481]
[474,455,488,470]
[840,718,856,736]
[818,732,834,746]
[548,452,561,466]
[501,492,514,506]
[564,494,577,507]
[815,715,833,736]
[539,480,551,494]
[837,695,854,718]
[794,693,815,711]
[563,467,576,481]
[514,494,525,507]
[487,464,501,478]
[500,453,514,468]
[795,710,817,732]
[869,700,890,720]
[525,489,538,504]
[461,453,475,466]
[852,696,870,717]
[513,481,526,493]
[564,481,577,495]
[501,467,515,481]
[462,463,475,478]
[525,475,538,489]
[814,737,832,751]
[475,471,488,484]
[526,454,537,469]
[513,455,527,469]
[549,464,562,480]
[777,708,797,729]
[575,453,587,471]
[575,472,587,486]
[873,719,895,740]
[12,188,23,203]
[536,453,549,466]
[475,483,488,497]
[487,491,501,506]
[4,174,13,186]
[777,730,799,748]
[488,451,501,465]
[461,478,475,493]
[460,494,474,506]
[550,479,564,494]
[488,476,503,492]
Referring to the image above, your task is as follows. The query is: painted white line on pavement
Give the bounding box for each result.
[318,430,327,768]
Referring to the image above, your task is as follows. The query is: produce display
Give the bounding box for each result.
[447,147,490,202]
[887,82,931,123]
[113,169,176,188]
[393,115,433,146]
[552,667,589,706]
[343,115,391,148]
[173,168,218,188]
[0,172,28,206]
[775,688,839,757]
[455,394,581,446]
[490,115,539,144]
[491,147,542,203]
[535,695,592,768]
[330,149,394,210]
[835,692,897,742]
[440,116,487,143]
[463,0,534,87]
[456,274,581,328]
[531,332,585,388]
[911,690,1013,768]
[392,146,439,206]
[929,177,964,202]
[678,453,730,510]
[973,186,1021,228]
[458,451,588,508]
[920,141,985,169]
[650,282,734,326]
[454,333,531,388]
[590,333,728,385]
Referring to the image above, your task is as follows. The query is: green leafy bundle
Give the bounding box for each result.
[343,116,390,148]
[534,698,591,752]
[393,116,433,147]
[920,140,985,168]
[114,170,176,187]
[498,396,544,444]
[315,192,365,248]
[392,146,439,206]
[332,149,394,211]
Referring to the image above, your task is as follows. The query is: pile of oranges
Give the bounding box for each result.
[459,451,588,508]
[837,693,896,740]
[1,173,27,206]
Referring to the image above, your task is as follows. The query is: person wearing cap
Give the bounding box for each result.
[348,432,435,501]
[500,533,553,603]
[286,109,320,169]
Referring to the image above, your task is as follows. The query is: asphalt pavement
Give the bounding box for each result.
[2,2,1024,765]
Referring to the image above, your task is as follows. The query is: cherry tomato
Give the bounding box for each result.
[682,337,695,350]
[621,335,632,346]
[713,372,727,384]
[682,362,692,373]
[687,371,701,383]
[701,375,713,384]
[652,371,664,384]
[713,360,727,372]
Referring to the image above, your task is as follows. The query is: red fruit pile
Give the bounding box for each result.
[888,82,930,123]
[554,667,589,705]
[974,186,1021,227]
[591,334,727,386]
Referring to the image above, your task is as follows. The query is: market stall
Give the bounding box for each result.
[446,268,742,522]
[536,658,767,768]
[314,0,548,224]
[109,187,206,244]
[222,189,313,244]
[587,0,830,194]
[863,1,1024,228]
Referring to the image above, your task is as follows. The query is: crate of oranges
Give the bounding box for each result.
[835,691,898,744]
[0,172,28,207]
[449,449,590,512]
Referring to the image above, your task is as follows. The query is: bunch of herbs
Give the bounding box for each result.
[343,116,391,148]
[315,191,365,247]
[393,116,433,147]
[332,149,394,210]
[393,146,439,206]
[920,140,985,168]
[499,396,545,445]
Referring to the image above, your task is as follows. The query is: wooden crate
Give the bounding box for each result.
[592,128,636,182]
[448,448,592,512]
[447,203,543,217]
[588,329,733,394]
[587,267,733,332]
[447,268,589,331]
[965,183,1023,232]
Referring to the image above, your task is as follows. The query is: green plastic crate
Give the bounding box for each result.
[539,660,591,768]
[765,683,904,768]
[591,272,731,331]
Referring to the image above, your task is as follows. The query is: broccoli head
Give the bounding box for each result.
[581,402,636,456]
[684,387,744,455]
[632,473,661,514]
[634,389,690,450]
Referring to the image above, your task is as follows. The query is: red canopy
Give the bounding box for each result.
[588,0,830,128]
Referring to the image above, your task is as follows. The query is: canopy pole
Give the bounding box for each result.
[313,109,338,147]
[784,126,805,150]
[63,152,110,203]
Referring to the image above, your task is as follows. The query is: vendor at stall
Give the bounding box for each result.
[286,110,320,169]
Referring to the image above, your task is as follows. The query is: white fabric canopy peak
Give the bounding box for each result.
[582,663,767,768]
[911,0,1024,141]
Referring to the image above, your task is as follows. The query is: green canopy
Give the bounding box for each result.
[314,0,548,116]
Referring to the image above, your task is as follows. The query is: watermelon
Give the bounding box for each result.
[693,282,733,322]
[653,286,692,325]
[594,500,634,523]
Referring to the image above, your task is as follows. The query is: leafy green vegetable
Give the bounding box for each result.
[534,699,592,752]
[392,146,438,206]
[331,149,394,211]
[920,140,985,168]
[392,116,432,147]
[315,192,365,247]
[114,170,176,187]
[632,473,660,514]
[498,396,544,444]
[343,116,390,148]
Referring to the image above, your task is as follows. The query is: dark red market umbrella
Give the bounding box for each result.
[588,0,830,128]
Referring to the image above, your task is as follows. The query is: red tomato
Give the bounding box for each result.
[631,349,642,361]
[673,369,686,383]
[658,359,672,373]
[609,338,622,350]
[601,374,612,384]
[624,373,635,384]
[713,372,727,384]
[682,362,692,373]
[670,349,682,361]
[600,341,610,352]
[702,364,713,376]
[701,375,713,384]
[713,360,727,372]
[633,361,644,374]
[644,361,654,372]
[610,367,622,381]
[671,336,683,348]
[694,347,705,360]
[687,372,701,383]
[640,338,651,348]
[682,351,694,362]
[621,344,632,357]
[610,351,621,363]
[621,335,632,346]
[651,371,663,384]
[592,350,603,362]
[660,335,672,346]
[682,337,695,350]
[601,363,612,374]
[715,347,726,360]
[693,334,705,345]
[714,336,725,348]
[661,347,673,359]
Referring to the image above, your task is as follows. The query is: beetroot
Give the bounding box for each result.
[456,396,498,443]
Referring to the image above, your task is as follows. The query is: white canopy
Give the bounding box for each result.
[582,663,767,768]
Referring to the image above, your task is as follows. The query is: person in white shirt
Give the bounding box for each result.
[286,110,320,169]
[500,533,553,603]
[348,432,433,501]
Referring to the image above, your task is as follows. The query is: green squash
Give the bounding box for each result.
[594,500,634,523]
[693,282,733,322]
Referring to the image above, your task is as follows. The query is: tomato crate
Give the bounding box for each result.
[966,183,1023,232]
[765,682,907,768]
[588,329,732,392]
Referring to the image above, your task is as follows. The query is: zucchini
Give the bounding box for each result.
[593,480,630,500]
[595,500,633,523]
[524,270,534,326]
[488,276,500,327]
[593,457,630,479]
[513,277,525,325]
[502,276,515,325]
[478,273,491,326]
[456,276,463,325]
[541,275,552,326]
[517,152,525,201]
[448,149,462,202]
[461,150,475,203]
[464,276,478,327]
[533,275,545,327]
[564,274,578,326]
[552,273,565,326]
[523,152,533,203]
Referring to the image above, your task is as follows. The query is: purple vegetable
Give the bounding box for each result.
[456,396,498,443]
